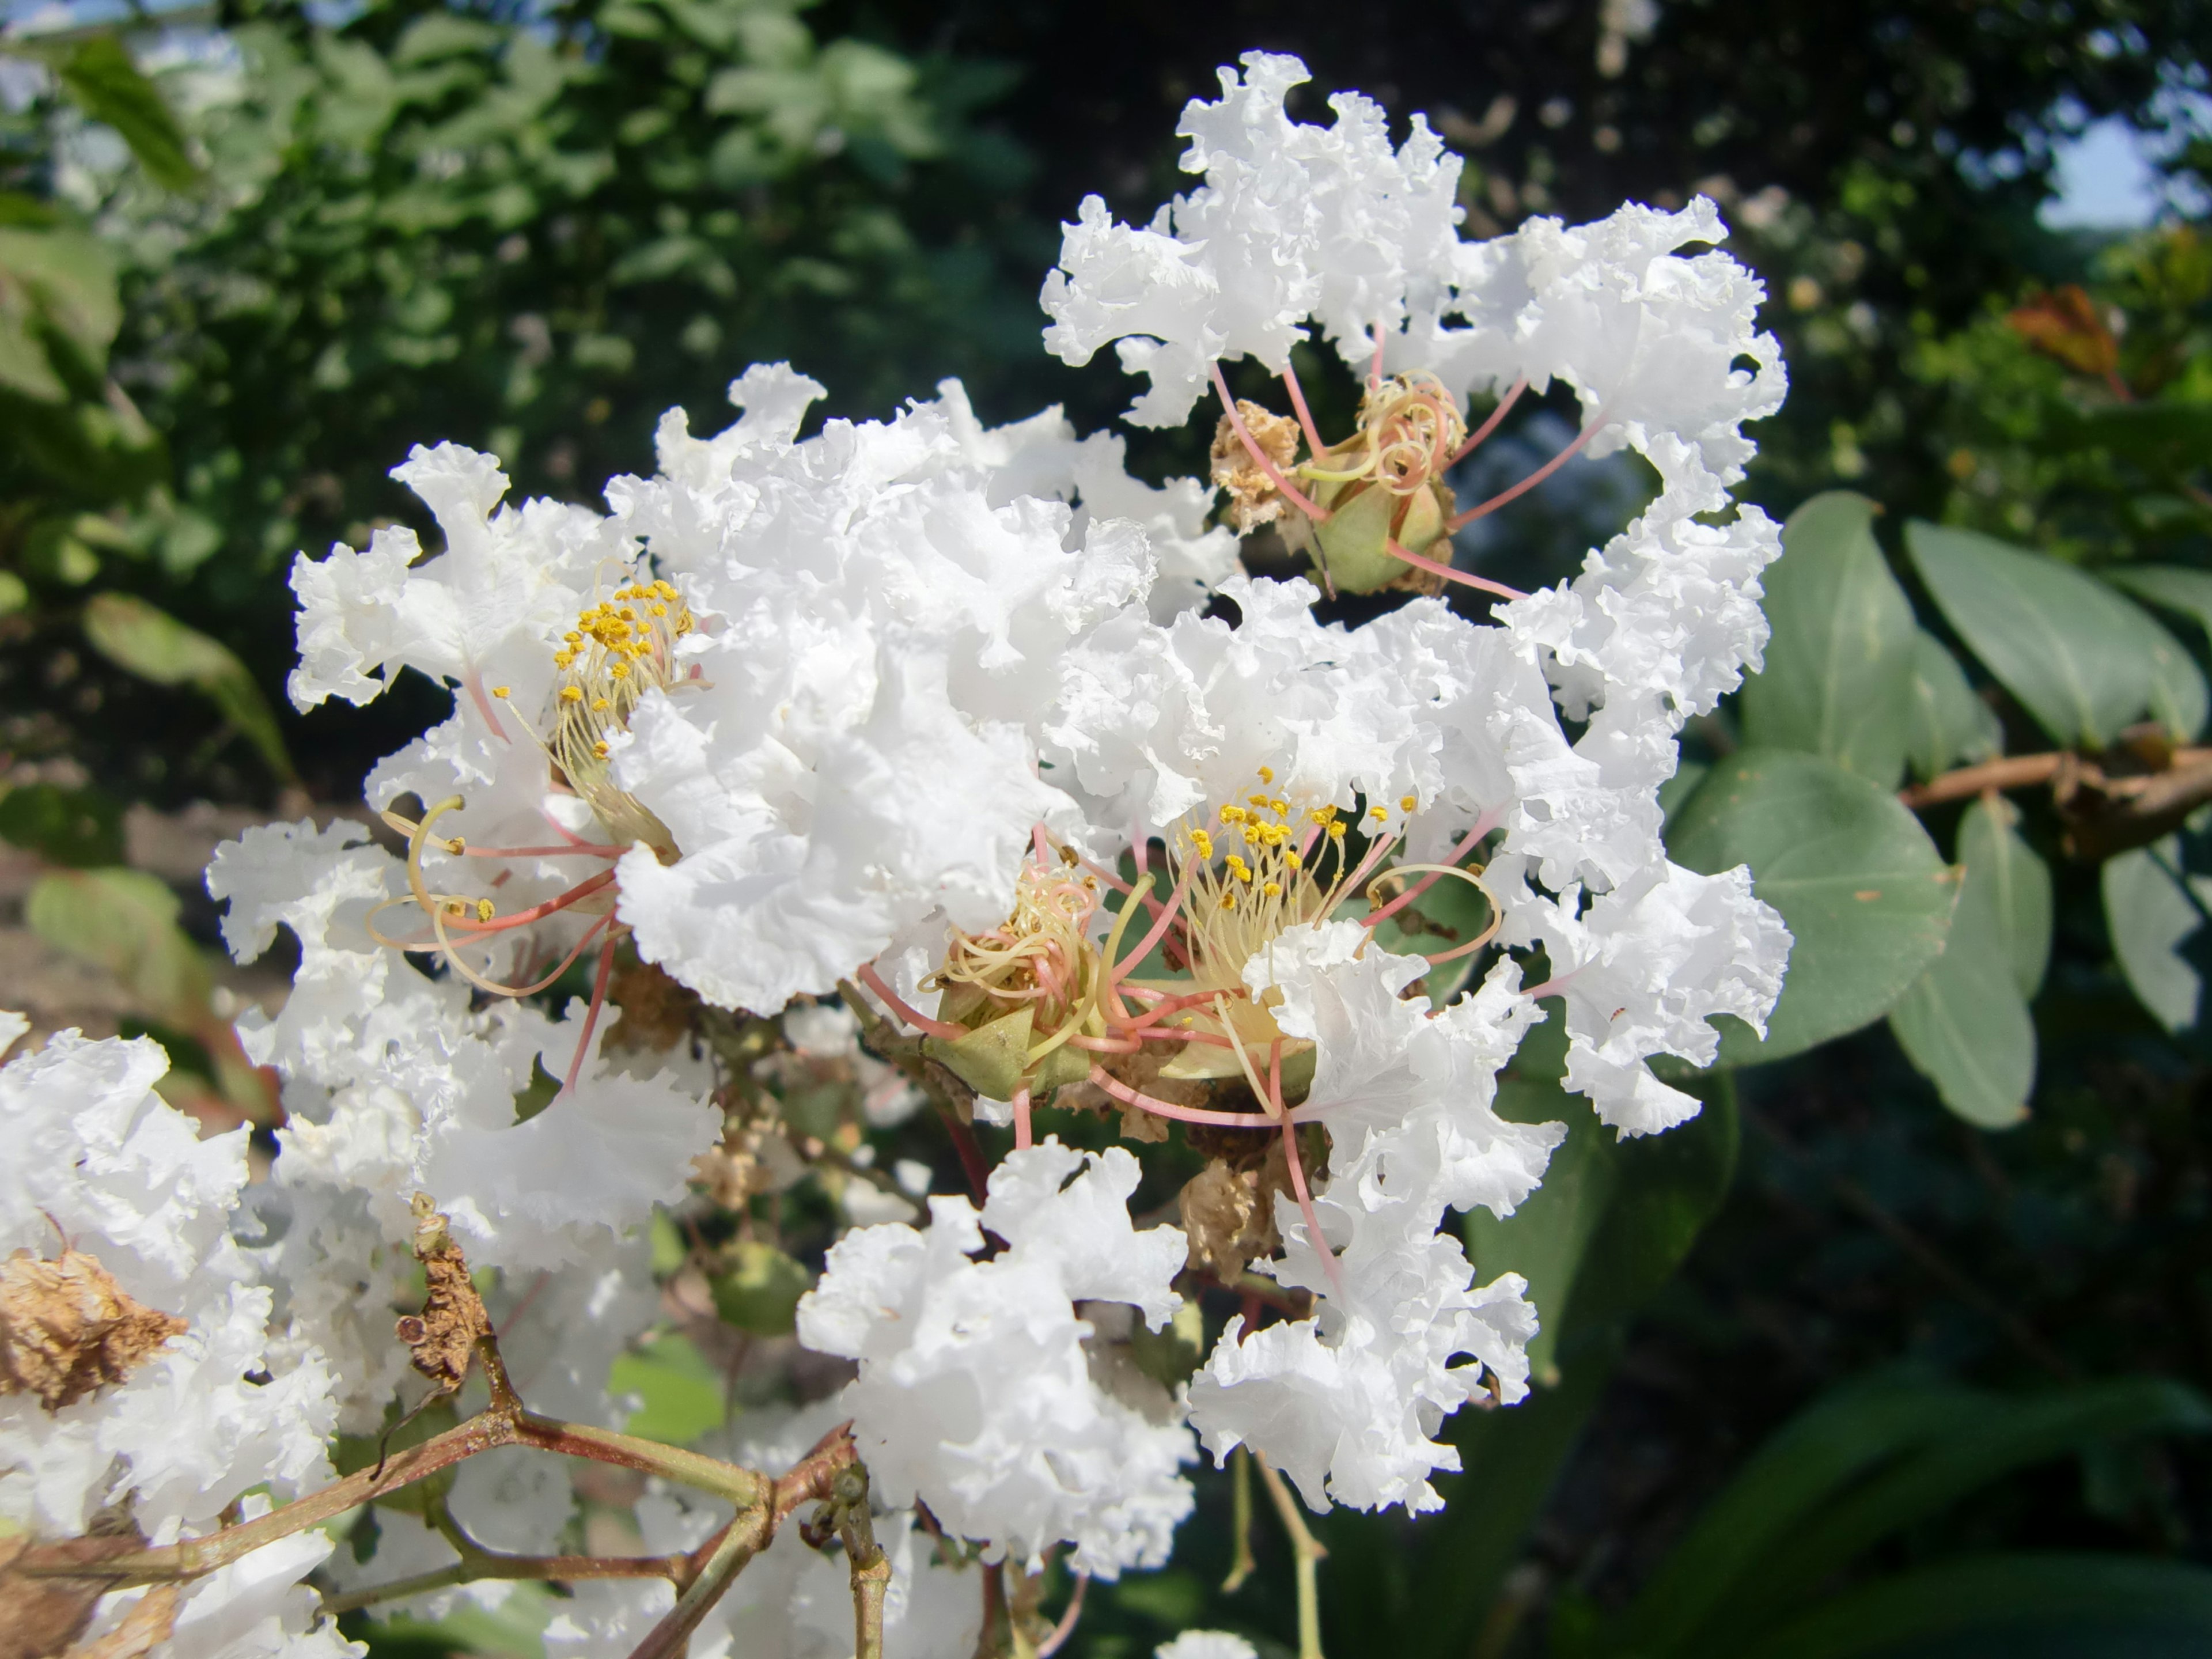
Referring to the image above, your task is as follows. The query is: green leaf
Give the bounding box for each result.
[1743,1552,2212,1659]
[1904,628,2001,782]
[610,1334,725,1445]
[1738,492,1918,786]
[1906,521,2207,746]
[1609,1375,2212,1659]
[25,866,212,1030]
[81,593,295,782]
[1960,796,2052,998]
[52,37,200,190]
[707,1240,812,1336]
[0,224,121,398]
[2109,564,2212,647]
[1887,832,2035,1129]
[2102,832,2212,1034]
[0,782,123,866]
[1668,751,1958,1064]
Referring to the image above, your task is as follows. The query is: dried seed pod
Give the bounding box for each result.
[0,1247,185,1412]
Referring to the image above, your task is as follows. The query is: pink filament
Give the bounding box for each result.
[558,935,619,1099]
[1087,1066,1277,1130]
[1035,1573,1090,1659]
[1012,1087,1033,1152]
[1281,364,1328,457]
[1211,364,1330,522]
[1384,538,1529,602]
[1447,404,1613,532]
[856,963,967,1043]
[1449,376,1529,465]
[1364,815,1499,930]
[464,669,512,745]
[461,842,628,859]
[1278,1108,1346,1299]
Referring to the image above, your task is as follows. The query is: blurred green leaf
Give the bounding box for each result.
[1904,628,2002,782]
[1738,491,1917,786]
[2102,831,2212,1035]
[51,36,200,191]
[2109,565,2212,657]
[0,781,123,866]
[708,1240,811,1336]
[1907,521,2207,745]
[611,1333,725,1445]
[1599,1375,2212,1659]
[25,866,211,1029]
[1668,750,1959,1064]
[81,592,294,782]
[0,224,120,400]
[1744,1552,2212,1659]
[1961,795,2052,997]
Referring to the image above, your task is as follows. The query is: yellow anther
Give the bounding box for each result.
[1263,881,1282,897]
[1400,794,1418,812]
[1257,766,1274,783]
[1237,865,1254,884]
[564,631,582,644]
[491,685,510,698]
[1219,891,1237,909]
[1248,794,1271,808]
[592,698,611,711]
[1370,805,1388,821]
[1286,850,1302,870]
[1221,805,1245,823]
[1328,821,1346,838]
[444,899,465,916]
[1192,830,1214,858]
[560,685,584,703]
[1271,798,1288,816]
[444,836,465,854]
[475,898,495,923]
[593,740,611,757]
[651,603,668,617]
[609,662,630,680]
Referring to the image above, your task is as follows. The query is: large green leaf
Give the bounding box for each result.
[2103,832,2212,1035]
[0,223,120,399]
[1738,492,1917,786]
[81,593,294,782]
[1906,522,2207,746]
[1602,1376,2212,1659]
[1887,800,2039,1129]
[25,866,212,1029]
[1960,796,2052,998]
[1904,628,2001,782]
[2110,564,2212,647]
[51,37,201,191]
[1668,751,1959,1064]
[1744,1552,2212,1659]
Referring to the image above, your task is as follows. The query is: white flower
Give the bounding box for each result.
[1254,921,1562,1220]
[796,1141,1194,1576]
[1042,52,1463,426]
[0,1027,350,1656]
[1514,862,1791,1135]
[1189,1185,1536,1515]
[1044,574,1430,837]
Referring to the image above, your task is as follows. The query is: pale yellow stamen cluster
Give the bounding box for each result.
[1176,770,1359,988]
[926,854,1103,1033]
[543,578,692,857]
[1305,370,1469,499]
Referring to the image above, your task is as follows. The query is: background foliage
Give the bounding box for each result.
[4,1,2212,1654]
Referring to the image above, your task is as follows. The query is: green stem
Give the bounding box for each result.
[1222,1445,1256,1593]
[623,1506,770,1659]
[1255,1452,1327,1659]
[319,1549,692,1616]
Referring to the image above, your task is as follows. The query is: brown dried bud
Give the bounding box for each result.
[0,1248,185,1412]
[605,956,704,1054]
[399,1194,492,1396]
[1210,401,1304,533]
[1177,1148,1291,1283]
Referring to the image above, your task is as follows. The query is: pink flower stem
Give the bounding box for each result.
[1364,813,1500,929]
[558,934,619,1099]
[1384,538,1528,602]
[1035,1571,1090,1658]
[460,843,630,859]
[1280,364,1328,457]
[1448,376,1529,464]
[1012,1088,1033,1153]
[855,964,967,1044]
[1369,321,1387,390]
[1446,404,1613,533]
[1211,365,1330,522]
[435,868,619,937]
[464,669,512,745]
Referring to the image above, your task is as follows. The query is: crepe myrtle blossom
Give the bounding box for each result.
[0,1016,354,1659]
[123,43,1801,1656]
[1043,50,1785,600]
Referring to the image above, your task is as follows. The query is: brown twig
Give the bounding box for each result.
[1898,752,2064,810]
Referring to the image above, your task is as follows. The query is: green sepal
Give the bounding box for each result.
[1306,474,1451,594]
[924,1005,1035,1100]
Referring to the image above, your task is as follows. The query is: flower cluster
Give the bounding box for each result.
[5,48,1791,1657]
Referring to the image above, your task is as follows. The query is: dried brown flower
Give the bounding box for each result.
[605,956,704,1054]
[1210,401,1304,533]
[399,1194,491,1396]
[1177,1139,1296,1283]
[0,1248,185,1412]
